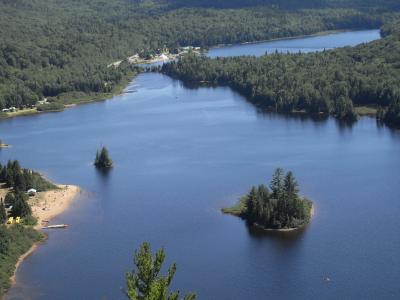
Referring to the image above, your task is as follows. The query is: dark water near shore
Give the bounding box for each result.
[3,30,400,300]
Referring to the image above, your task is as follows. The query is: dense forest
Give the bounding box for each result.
[223,168,312,229]
[162,20,400,127]
[157,0,400,10]
[0,160,56,223]
[0,160,56,192]
[0,0,397,112]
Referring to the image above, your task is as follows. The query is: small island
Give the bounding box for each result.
[222,168,313,231]
[94,147,113,169]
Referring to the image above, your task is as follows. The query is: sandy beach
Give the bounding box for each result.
[0,184,80,229]
[29,185,80,229]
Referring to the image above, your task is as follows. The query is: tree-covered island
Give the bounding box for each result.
[94,147,113,169]
[222,168,313,231]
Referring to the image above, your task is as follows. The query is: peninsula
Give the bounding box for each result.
[0,160,80,296]
[222,168,313,231]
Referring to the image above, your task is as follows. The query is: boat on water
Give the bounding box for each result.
[42,224,69,229]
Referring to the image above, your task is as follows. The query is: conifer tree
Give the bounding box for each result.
[0,200,6,224]
[284,171,299,197]
[10,192,31,218]
[126,242,196,300]
[270,168,284,199]
[225,168,312,229]
[94,147,113,169]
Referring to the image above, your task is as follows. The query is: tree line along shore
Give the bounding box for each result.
[161,19,400,129]
[0,0,398,119]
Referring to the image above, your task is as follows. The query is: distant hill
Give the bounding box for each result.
[155,0,400,10]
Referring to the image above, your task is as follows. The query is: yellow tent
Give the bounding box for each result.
[7,217,14,224]
[15,217,21,224]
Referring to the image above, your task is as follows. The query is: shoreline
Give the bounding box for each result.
[0,29,378,123]
[9,241,41,287]
[223,202,315,232]
[1,184,81,295]
[209,28,378,50]
[0,70,137,122]
[30,184,81,230]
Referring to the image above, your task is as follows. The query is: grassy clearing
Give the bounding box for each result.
[221,196,247,216]
[355,106,377,116]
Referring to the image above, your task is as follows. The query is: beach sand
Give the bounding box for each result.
[29,185,80,229]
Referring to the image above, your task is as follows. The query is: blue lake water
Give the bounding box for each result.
[208,29,381,57]
[3,29,400,300]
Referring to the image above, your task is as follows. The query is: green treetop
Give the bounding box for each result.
[9,191,31,218]
[94,147,113,169]
[0,200,6,224]
[223,168,312,230]
[126,242,196,300]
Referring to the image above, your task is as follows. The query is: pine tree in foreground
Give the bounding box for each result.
[126,242,196,300]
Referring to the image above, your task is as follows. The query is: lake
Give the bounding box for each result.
[4,29,400,300]
[207,29,381,57]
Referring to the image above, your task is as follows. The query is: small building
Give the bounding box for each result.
[27,188,37,196]
[2,108,9,112]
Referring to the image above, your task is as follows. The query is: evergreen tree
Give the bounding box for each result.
[10,192,31,218]
[270,168,284,199]
[245,186,257,222]
[0,160,55,191]
[0,200,6,224]
[4,193,15,206]
[94,147,113,169]
[284,171,299,198]
[126,242,196,300]
[0,226,9,255]
[225,168,312,229]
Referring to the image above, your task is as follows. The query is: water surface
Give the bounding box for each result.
[208,29,381,57]
[3,30,400,300]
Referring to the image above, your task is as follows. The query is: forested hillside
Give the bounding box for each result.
[162,21,400,127]
[157,0,400,10]
[0,0,396,112]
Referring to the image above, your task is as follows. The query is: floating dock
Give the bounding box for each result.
[42,224,69,229]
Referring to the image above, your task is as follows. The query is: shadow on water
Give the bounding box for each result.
[95,167,113,184]
[334,118,356,132]
[246,221,308,247]
[168,76,335,126]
